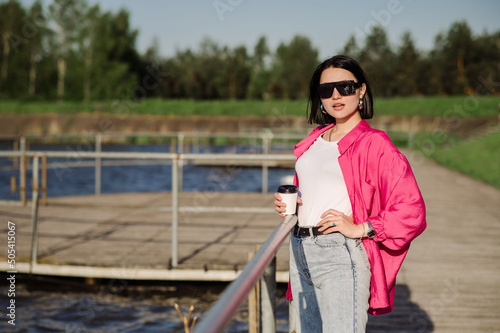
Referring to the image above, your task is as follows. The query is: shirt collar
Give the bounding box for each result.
[294,124,331,158]
[338,120,371,155]
[294,120,371,157]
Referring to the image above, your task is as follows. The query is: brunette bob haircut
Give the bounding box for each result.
[307,55,374,125]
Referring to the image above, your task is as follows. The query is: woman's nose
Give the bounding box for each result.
[331,87,342,99]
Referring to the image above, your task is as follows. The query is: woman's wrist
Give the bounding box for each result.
[360,223,367,238]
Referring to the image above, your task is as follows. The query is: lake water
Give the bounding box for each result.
[0,274,291,332]
[0,143,295,200]
[0,143,293,332]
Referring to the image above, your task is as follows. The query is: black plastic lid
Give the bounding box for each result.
[277,185,298,194]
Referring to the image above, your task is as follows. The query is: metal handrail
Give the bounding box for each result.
[0,150,295,160]
[192,214,296,333]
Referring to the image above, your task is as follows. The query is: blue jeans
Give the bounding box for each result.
[289,231,371,333]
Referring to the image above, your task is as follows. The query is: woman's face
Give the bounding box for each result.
[319,67,365,123]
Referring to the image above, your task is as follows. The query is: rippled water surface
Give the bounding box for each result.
[0,275,290,332]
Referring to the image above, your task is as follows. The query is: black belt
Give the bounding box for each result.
[292,224,335,237]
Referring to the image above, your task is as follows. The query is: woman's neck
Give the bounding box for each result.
[329,113,362,141]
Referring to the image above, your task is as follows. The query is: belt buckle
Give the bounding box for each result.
[293,225,317,237]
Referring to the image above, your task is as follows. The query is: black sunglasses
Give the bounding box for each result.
[318,80,362,98]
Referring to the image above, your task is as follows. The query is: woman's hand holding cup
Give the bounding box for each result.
[274,185,301,218]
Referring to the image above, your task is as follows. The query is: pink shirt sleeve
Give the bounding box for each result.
[367,148,426,251]
[369,150,426,250]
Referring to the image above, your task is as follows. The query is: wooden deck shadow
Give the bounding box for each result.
[367,284,433,332]
[276,284,433,332]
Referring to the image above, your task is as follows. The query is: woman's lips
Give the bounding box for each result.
[332,103,344,111]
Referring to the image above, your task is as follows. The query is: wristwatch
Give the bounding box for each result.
[366,221,376,238]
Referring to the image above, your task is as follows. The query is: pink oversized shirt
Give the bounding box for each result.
[287,120,427,315]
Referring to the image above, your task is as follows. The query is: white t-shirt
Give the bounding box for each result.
[295,135,353,227]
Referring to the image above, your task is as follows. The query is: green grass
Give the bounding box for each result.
[0,99,310,117]
[414,131,500,189]
[373,95,500,117]
[0,95,499,117]
[0,100,98,113]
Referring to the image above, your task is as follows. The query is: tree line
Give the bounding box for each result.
[1,0,499,102]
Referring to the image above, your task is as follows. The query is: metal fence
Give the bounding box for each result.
[2,131,303,198]
[0,150,296,269]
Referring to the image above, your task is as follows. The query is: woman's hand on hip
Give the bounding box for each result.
[274,192,302,218]
[316,209,364,238]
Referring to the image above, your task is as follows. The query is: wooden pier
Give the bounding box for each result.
[1,191,286,280]
[1,149,500,332]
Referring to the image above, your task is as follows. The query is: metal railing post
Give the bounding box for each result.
[261,256,277,333]
[41,154,47,205]
[30,154,40,273]
[177,133,184,153]
[95,134,102,196]
[193,133,200,153]
[178,134,184,191]
[261,132,271,193]
[20,137,26,203]
[171,154,180,268]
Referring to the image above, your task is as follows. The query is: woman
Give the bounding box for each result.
[274,55,426,332]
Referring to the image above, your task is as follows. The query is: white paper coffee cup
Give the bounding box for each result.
[277,185,299,215]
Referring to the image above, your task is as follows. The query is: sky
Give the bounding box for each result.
[15,0,500,60]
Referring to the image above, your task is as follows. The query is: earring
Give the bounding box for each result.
[320,103,326,114]
[358,99,364,110]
